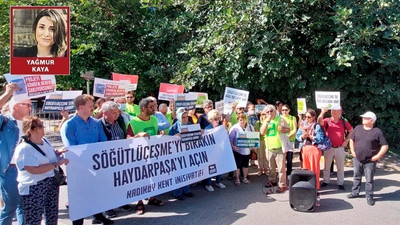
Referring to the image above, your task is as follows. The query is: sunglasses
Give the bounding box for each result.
[306,116,313,119]
[126,96,135,99]
[282,109,289,111]
[212,118,219,121]
[266,110,274,113]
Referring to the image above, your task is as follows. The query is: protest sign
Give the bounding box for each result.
[255,104,266,114]
[4,73,56,101]
[237,132,260,149]
[215,100,224,114]
[315,91,341,109]
[10,6,70,75]
[158,83,185,101]
[65,126,236,220]
[112,73,139,90]
[174,93,197,110]
[93,78,129,98]
[188,92,208,108]
[223,87,249,108]
[180,124,202,143]
[42,91,82,112]
[297,98,307,113]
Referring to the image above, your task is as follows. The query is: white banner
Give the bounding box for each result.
[42,91,82,112]
[315,91,341,110]
[4,73,56,101]
[237,131,260,148]
[223,87,249,108]
[174,93,197,110]
[65,126,236,220]
[93,78,129,98]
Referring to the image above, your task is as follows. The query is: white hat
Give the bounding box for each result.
[360,111,377,122]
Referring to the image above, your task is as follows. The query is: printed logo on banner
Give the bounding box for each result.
[95,84,105,94]
[208,164,217,175]
[11,79,27,95]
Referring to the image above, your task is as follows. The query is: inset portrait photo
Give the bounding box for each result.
[10,6,70,75]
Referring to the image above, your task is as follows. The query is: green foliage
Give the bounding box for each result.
[0,0,399,152]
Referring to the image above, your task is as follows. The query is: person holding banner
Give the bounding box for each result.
[229,114,255,185]
[169,108,195,199]
[259,105,290,193]
[15,116,69,225]
[13,9,67,57]
[60,94,113,225]
[126,97,164,215]
[281,104,297,176]
[124,91,141,117]
[318,107,353,190]
[295,109,325,190]
[0,83,31,225]
[204,109,226,191]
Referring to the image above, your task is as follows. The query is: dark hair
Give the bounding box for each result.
[275,101,282,107]
[237,114,247,120]
[282,104,290,110]
[126,91,135,96]
[307,108,317,117]
[33,9,67,57]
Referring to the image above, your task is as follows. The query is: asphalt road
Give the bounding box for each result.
[22,151,398,225]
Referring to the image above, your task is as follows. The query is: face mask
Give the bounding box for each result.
[119,103,126,111]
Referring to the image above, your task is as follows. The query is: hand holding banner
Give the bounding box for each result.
[4,73,56,101]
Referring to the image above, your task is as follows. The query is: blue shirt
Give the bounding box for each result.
[0,114,19,176]
[154,111,171,131]
[60,115,107,147]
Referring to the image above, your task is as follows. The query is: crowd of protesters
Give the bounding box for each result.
[0,83,389,224]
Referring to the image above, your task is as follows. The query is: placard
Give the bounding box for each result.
[65,126,236,220]
[180,124,202,143]
[10,6,70,75]
[223,87,249,108]
[215,100,224,114]
[174,93,197,110]
[255,104,266,114]
[297,98,307,113]
[237,132,260,148]
[315,91,341,110]
[188,92,208,108]
[93,78,129,98]
[158,83,185,101]
[112,73,139,90]
[4,73,56,101]
[42,90,82,112]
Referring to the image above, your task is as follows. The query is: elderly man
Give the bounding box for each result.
[260,105,290,193]
[347,111,388,206]
[60,94,112,225]
[0,83,31,225]
[99,101,132,218]
[318,107,353,190]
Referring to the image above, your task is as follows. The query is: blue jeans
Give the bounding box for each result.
[0,166,24,225]
[351,158,376,198]
[206,175,222,186]
[173,185,190,197]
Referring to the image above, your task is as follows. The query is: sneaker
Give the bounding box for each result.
[183,192,194,197]
[104,209,117,218]
[92,215,114,224]
[367,197,375,206]
[215,183,226,189]
[205,185,214,192]
[120,204,133,212]
[347,193,360,199]
[338,185,345,190]
[321,182,329,187]
[276,187,287,193]
[175,195,185,200]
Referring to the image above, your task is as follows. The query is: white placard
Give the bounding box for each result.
[237,131,260,148]
[93,78,129,98]
[4,73,56,101]
[174,93,197,110]
[65,126,236,220]
[188,92,208,108]
[42,91,83,112]
[315,91,341,110]
[215,100,224,114]
[223,87,249,108]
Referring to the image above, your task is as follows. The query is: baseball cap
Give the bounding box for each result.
[360,111,377,122]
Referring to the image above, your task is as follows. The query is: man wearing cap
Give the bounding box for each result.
[318,107,353,190]
[0,83,31,225]
[347,111,388,206]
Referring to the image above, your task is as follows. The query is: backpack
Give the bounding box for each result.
[314,123,332,151]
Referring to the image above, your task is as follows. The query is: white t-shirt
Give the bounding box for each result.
[15,139,58,195]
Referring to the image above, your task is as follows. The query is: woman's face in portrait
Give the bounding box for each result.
[35,16,55,48]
